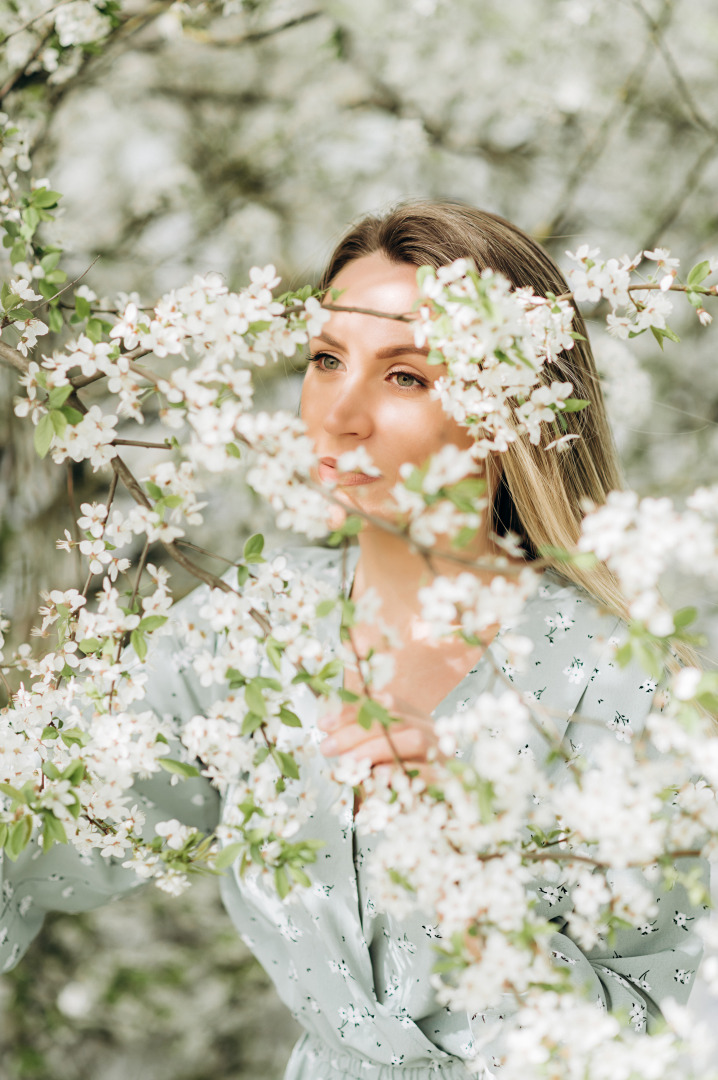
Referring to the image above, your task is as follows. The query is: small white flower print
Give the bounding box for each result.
[673,910,694,931]
[630,1001,647,1031]
[674,968,693,985]
[563,656,585,684]
[329,958,355,981]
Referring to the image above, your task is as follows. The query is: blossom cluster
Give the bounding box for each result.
[2,241,718,1078]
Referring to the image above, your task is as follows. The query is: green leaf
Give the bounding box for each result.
[48,385,73,409]
[447,477,486,512]
[226,667,247,689]
[42,812,68,853]
[49,409,67,436]
[243,533,265,563]
[5,816,33,861]
[288,864,311,888]
[86,317,110,343]
[42,760,60,780]
[130,628,147,662]
[226,442,241,458]
[318,659,343,682]
[279,706,302,728]
[245,682,267,717]
[41,724,59,740]
[357,698,392,730]
[687,260,711,287]
[614,642,633,667]
[327,516,363,545]
[146,481,162,500]
[41,250,61,273]
[673,606,698,630]
[0,781,24,803]
[22,206,40,231]
[214,841,244,871]
[274,864,290,899]
[60,727,90,748]
[61,761,86,784]
[48,306,64,333]
[75,294,92,320]
[34,412,55,458]
[32,188,62,209]
[275,751,300,780]
[79,637,102,654]
[241,712,264,736]
[559,398,590,413]
[158,758,200,778]
[61,405,83,425]
[266,637,284,671]
[139,614,168,633]
[650,325,680,350]
[315,599,335,618]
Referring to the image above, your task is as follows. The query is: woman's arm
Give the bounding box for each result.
[1,583,222,974]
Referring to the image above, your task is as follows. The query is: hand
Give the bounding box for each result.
[317,701,446,783]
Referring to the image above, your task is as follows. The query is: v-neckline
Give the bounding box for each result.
[337,544,542,719]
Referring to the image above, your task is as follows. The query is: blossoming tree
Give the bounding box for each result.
[1,2,718,1078]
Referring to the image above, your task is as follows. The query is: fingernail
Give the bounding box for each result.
[320,736,337,755]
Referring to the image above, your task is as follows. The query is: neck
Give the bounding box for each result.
[352,522,518,614]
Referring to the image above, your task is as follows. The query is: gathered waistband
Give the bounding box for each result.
[284,1032,486,1080]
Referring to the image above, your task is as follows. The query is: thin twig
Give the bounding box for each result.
[322,303,414,323]
[112,438,173,449]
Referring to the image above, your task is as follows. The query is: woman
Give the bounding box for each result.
[1,201,706,1079]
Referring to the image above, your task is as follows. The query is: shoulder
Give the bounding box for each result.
[271,544,357,589]
[501,568,657,752]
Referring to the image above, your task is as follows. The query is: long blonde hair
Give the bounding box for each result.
[319,199,629,620]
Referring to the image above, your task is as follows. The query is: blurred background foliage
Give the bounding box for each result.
[1,0,717,1075]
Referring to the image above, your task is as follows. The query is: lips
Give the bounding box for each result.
[318,457,380,487]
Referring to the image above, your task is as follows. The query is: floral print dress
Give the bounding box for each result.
[0,547,707,1079]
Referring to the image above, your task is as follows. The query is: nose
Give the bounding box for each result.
[321,377,373,441]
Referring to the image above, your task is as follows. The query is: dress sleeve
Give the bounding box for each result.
[534,658,709,1034]
[471,639,709,1071]
[1,584,222,975]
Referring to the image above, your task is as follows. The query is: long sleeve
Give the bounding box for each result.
[535,660,709,1035]
[1,583,222,974]
[469,574,709,1069]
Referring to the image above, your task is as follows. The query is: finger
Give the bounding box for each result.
[340,727,430,766]
[317,703,358,733]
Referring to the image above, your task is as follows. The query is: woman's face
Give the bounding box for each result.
[301,251,474,520]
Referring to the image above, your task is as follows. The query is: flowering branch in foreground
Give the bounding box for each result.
[1,204,718,1075]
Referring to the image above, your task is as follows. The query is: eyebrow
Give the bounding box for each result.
[314,331,430,359]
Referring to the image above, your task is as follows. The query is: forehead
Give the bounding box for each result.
[321,252,420,348]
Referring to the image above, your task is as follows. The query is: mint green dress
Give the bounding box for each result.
[0,547,707,1079]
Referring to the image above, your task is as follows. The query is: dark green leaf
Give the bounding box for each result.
[139,615,168,633]
[61,405,84,425]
